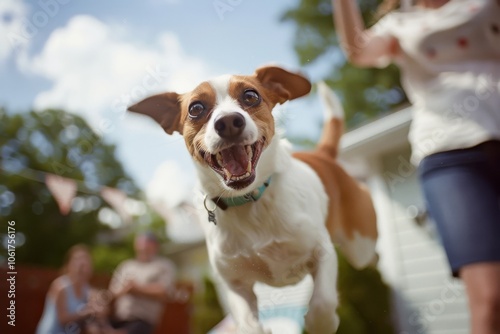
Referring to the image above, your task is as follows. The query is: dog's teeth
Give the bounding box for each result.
[247,161,252,173]
[224,169,232,180]
[216,152,223,165]
[247,146,253,160]
[228,172,252,181]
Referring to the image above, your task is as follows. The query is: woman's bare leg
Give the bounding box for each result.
[460,262,500,334]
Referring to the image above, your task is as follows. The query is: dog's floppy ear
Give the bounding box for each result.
[128,92,183,135]
[254,66,311,104]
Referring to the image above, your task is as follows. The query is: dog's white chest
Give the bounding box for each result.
[216,236,316,287]
[257,240,316,285]
[209,193,327,286]
[202,153,331,286]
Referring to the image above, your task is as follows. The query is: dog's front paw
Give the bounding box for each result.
[304,301,340,334]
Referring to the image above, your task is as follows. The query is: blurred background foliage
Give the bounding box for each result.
[191,276,226,334]
[0,107,164,273]
[335,250,394,334]
[282,0,407,129]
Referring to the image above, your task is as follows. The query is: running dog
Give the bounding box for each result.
[128,66,377,334]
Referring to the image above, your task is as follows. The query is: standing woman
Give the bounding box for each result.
[332,0,500,332]
[36,244,94,334]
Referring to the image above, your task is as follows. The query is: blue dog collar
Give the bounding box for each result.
[211,177,272,211]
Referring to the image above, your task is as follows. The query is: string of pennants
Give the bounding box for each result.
[2,166,147,223]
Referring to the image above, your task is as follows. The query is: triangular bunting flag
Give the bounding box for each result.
[45,174,77,215]
[100,187,132,224]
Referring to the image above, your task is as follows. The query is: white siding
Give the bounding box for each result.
[373,147,470,334]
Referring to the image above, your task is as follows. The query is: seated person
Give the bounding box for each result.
[108,232,176,334]
[36,244,95,334]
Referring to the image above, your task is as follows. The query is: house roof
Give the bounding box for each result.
[340,107,412,159]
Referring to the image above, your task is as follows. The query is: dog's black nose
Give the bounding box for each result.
[214,113,246,139]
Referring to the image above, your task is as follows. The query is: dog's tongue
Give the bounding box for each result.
[220,145,248,176]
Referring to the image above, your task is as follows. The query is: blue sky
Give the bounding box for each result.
[1,0,331,206]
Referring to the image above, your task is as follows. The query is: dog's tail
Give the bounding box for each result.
[316,81,344,158]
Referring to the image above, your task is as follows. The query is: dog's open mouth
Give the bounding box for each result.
[203,139,265,189]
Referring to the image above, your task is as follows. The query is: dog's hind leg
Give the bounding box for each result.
[304,240,340,334]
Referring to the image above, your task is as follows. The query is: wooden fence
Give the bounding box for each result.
[0,265,193,334]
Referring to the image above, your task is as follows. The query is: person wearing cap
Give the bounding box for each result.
[108,232,176,334]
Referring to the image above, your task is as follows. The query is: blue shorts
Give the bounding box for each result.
[418,140,500,277]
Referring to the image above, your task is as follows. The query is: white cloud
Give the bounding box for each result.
[0,0,29,63]
[165,205,205,243]
[147,160,194,208]
[26,14,211,130]
[147,161,204,243]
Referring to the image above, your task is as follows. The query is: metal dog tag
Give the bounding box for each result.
[207,210,217,225]
[204,195,217,225]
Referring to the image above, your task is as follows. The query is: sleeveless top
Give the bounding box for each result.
[36,275,89,334]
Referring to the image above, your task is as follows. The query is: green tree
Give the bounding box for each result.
[191,276,225,334]
[282,0,407,129]
[0,108,141,271]
[335,250,394,333]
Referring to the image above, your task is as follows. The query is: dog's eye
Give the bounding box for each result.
[188,102,205,119]
[242,90,260,107]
